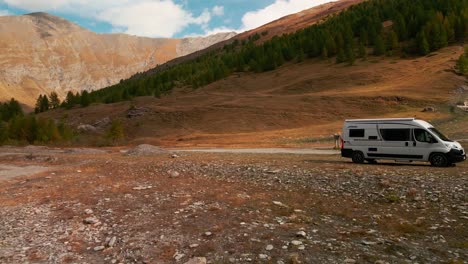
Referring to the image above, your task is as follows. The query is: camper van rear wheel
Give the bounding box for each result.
[352,151,365,164]
[429,153,448,167]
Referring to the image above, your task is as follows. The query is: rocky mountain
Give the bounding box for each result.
[0,12,235,106]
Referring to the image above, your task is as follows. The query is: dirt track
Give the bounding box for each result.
[0,146,467,264]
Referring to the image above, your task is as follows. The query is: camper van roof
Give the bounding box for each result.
[345,118,433,128]
[345,118,416,122]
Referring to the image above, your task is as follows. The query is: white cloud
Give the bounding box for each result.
[98,1,211,38]
[0,0,337,37]
[212,5,224,16]
[241,0,335,31]
[0,9,12,16]
[0,0,213,38]
[202,0,336,36]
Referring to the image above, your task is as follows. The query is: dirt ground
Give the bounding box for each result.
[0,146,466,264]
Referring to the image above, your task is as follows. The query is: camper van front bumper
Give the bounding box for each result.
[447,149,466,163]
[341,149,353,158]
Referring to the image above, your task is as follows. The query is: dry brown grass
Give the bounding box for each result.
[42,45,467,148]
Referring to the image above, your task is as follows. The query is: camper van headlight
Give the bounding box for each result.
[445,143,458,149]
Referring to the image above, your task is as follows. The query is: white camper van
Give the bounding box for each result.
[341,118,466,167]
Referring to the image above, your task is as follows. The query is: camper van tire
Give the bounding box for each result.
[429,153,449,167]
[351,151,365,164]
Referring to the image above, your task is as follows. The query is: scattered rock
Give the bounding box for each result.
[259,254,268,259]
[296,231,307,238]
[174,252,185,261]
[108,236,117,247]
[422,106,436,112]
[169,170,180,178]
[83,217,99,225]
[77,124,97,133]
[127,106,150,118]
[93,117,111,128]
[125,144,169,156]
[184,257,207,264]
[291,240,303,246]
[93,246,105,251]
[266,244,274,251]
[84,209,93,215]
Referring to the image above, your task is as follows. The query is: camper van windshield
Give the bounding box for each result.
[429,128,452,142]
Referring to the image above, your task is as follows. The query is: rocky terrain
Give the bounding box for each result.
[0,12,235,106]
[0,145,466,263]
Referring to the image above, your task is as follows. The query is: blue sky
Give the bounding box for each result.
[0,0,334,38]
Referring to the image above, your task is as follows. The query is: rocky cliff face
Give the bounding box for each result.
[0,12,235,106]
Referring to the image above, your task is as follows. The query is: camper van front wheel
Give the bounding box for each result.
[429,153,449,167]
[351,151,365,164]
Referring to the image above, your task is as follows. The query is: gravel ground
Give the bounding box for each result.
[0,147,466,264]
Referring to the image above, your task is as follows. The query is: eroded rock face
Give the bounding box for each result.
[0,12,236,106]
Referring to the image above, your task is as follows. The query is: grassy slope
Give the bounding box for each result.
[41,45,468,147]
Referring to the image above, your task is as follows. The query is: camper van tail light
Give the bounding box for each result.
[340,137,345,149]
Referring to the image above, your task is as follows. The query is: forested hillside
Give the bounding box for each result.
[0,99,72,144]
[35,0,467,111]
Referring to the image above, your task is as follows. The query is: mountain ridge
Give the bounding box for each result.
[0,12,236,106]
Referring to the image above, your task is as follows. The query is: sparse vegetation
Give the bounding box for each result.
[1,98,73,145]
[35,0,468,110]
[105,120,125,143]
[456,46,468,75]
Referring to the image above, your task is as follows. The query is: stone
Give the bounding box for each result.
[204,231,213,237]
[266,244,274,251]
[77,124,97,133]
[108,236,117,247]
[259,254,268,259]
[291,240,303,246]
[83,217,99,225]
[189,244,199,248]
[344,259,356,263]
[184,257,207,264]
[296,231,307,238]
[174,252,185,261]
[169,171,180,178]
[84,209,93,215]
[93,246,105,251]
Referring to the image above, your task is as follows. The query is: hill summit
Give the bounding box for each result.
[0,13,235,106]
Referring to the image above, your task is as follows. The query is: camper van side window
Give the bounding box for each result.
[349,129,365,138]
[380,129,410,141]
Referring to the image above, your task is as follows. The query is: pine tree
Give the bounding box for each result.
[40,94,50,112]
[35,95,43,114]
[387,30,399,51]
[336,48,346,64]
[80,90,90,107]
[106,120,124,143]
[321,47,328,60]
[456,47,468,75]
[64,91,76,109]
[373,35,386,56]
[358,41,367,59]
[416,31,430,55]
[345,45,355,65]
[0,121,7,144]
[49,92,60,109]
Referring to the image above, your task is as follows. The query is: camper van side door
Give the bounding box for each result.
[371,126,413,159]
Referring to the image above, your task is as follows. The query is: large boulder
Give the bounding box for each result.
[125,144,169,156]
